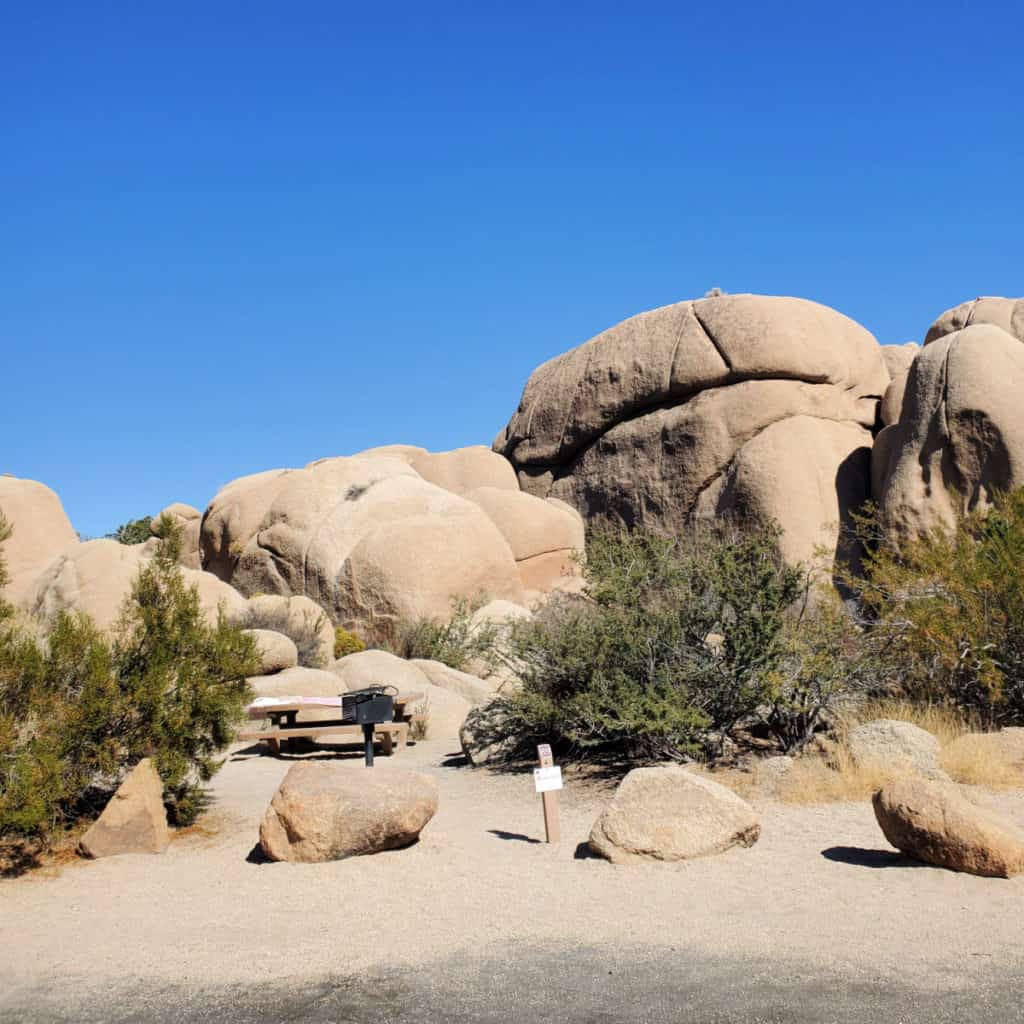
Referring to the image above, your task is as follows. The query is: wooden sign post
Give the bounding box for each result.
[534,743,562,844]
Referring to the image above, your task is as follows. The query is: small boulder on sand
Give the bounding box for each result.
[873,777,1024,877]
[847,719,949,781]
[244,629,299,675]
[588,766,761,864]
[259,762,439,862]
[78,759,170,859]
[459,700,518,766]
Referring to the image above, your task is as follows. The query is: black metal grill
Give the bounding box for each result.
[341,686,397,766]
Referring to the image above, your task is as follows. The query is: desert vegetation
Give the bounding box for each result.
[0,517,259,869]
[481,492,1024,777]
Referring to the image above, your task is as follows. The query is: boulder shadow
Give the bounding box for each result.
[821,846,927,869]
[574,841,602,861]
[246,842,272,865]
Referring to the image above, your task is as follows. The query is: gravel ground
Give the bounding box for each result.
[2,735,1023,1022]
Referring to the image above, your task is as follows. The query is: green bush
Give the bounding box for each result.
[334,627,366,660]
[500,521,854,760]
[384,597,497,672]
[849,489,1024,725]
[108,516,153,545]
[0,517,260,861]
[238,601,329,668]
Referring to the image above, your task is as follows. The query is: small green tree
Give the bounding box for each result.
[384,597,498,672]
[111,523,260,821]
[850,489,1024,724]
[108,516,153,545]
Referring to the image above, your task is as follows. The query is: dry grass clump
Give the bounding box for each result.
[708,699,1024,804]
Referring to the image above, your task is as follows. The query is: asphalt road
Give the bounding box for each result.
[3,945,1020,1024]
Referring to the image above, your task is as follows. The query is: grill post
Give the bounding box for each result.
[362,723,375,767]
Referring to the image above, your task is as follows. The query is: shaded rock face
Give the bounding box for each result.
[259,762,439,862]
[495,294,888,568]
[588,766,761,864]
[199,451,528,638]
[874,315,1024,543]
[873,777,1024,877]
[847,719,949,782]
[78,759,169,859]
[0,476,78,604]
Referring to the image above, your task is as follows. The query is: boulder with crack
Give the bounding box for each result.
[494,293,889,568]
[874,297,1024,543]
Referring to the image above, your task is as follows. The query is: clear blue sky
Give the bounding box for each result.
[3,2,1021,538]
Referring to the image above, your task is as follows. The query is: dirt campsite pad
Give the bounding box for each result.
[2,737,1023,1023]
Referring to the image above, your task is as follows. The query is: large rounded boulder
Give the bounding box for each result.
[495,294,888,568]
[874,305,1024,542]
[28,539,247,632]
[0,476,78,603]
[200,451,528,638]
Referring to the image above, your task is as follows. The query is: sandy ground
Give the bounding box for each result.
[2,734,1023,1022]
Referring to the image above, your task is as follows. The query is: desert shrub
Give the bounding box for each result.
[0,519,260,859]
[850,489,1024,725]
[500,521,853,761]
[334,627,366,660]
[108,516,153,545]
[238,601,328,668]
[111,526,261,822]
[384,597,498,671]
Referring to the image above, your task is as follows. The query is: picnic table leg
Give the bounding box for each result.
[379,729,394,756]
[267,738,280,756]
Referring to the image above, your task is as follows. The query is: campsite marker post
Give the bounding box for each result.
[534,743,562,844]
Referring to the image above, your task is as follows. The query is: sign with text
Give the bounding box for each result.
[533,765,563,793]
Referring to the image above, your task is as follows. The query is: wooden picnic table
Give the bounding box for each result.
[238,691,425,756]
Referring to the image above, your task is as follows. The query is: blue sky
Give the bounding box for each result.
[2,2,1021,538]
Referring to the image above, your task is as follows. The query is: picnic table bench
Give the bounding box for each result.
[238,692,425,756]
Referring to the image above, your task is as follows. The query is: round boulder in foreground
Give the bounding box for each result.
[588,766,761,864]
[259,762,439,863]
[873,777,1024,878]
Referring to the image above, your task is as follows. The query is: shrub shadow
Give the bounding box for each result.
[488,829,541,845]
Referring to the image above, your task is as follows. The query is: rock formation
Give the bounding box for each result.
[78,759,170,859]
[0,476,79,605]
[259,761,439,862]
[199,446,581,638]
[588,766,761,864]
[873,776,1024,877]
[495,294,889,568]
[874,298,1024,543]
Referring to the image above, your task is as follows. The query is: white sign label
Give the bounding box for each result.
[534,765,563,793]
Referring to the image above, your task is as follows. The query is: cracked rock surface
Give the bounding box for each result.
[495,293,889,566]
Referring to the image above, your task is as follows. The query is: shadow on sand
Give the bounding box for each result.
[821,846,927,869]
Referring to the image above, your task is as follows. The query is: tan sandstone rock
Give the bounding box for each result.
[78,759,170,859]
[464,487,585,591]
[259,761,439,862]
[243,594,335,668]
[847,719,948,782]
[151,502,202,570]
[924,296,1024,346]
[874,321,1024,542]
[243,629,299,675]
[495,294,887,569]
[873,777,1024,877]
[28,539,247,632]
[200,453,525,638]
[329,649,429,694]
[0,476,78,604]
[588,766,761,864]
[409,659,497,704]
